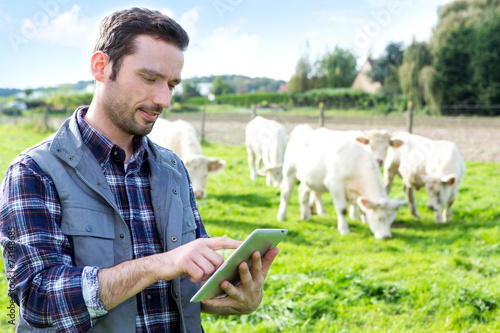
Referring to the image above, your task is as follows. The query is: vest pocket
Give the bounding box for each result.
[61,207,115,268]
[182,205,197,244]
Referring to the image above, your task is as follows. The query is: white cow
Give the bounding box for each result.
[148,118,226,199]
[384,132,466,223]
[278,127,405,239]
[245,116,288,187]
[354,129,404,166]
[280,126,402,220]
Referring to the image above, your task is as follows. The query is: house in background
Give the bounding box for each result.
[351,57,381,94]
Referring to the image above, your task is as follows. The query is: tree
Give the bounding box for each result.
[434,26,476,109]
[287,54,312,93]
[180,80,201,99]
[372,42,404,84]
[211,76,232,95]
[371,42,404,100]
[471,15,500,109]
[427,0,500,114]
[430,0,500,52]
[399,40,433,109]
[313,46,357,89]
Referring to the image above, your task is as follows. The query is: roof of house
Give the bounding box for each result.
[351,57,381,94]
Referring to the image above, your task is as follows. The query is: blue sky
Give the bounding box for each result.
[0,0,453,90]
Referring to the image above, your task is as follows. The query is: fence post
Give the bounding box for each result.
[319,102,325,127]
[43,108,49,131]
[201,103,207,142]
[406,101,413,133]
[251,104,257,119]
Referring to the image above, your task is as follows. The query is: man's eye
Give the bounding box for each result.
[143,77,156,83]
[169,84,176,90]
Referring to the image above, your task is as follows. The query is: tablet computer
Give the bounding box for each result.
[190,228,288,303]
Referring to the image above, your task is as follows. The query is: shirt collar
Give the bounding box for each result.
[76,106,149,169]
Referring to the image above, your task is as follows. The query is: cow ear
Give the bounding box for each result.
[441,174,457,186]
[357,197,376,212]
[390,139,404,148]
[208,158,226,173]
[390,199,407,209]
[355,136,370,145]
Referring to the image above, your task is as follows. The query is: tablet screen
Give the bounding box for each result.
[190,228,288,302]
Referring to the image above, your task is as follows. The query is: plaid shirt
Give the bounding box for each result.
[0,107,207,332]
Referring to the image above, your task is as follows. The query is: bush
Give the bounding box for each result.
[291,88,383,109]
[186,93,291,108]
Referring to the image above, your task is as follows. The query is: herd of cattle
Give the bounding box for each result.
[149,116,466,239]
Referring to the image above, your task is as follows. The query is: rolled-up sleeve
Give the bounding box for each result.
[0,156,105,332]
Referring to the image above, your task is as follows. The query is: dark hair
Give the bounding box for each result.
[94,7,189,80]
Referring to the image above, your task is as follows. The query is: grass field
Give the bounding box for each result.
[0,123,499,332]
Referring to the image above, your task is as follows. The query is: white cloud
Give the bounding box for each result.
[364,0,391,7]
[160,8,175,18]
[160,7,200,40]
[0,5,11,29]
[22,5,94,47]
[179,7,201,39]
[184,22,261,78]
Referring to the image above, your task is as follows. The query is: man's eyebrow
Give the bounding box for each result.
[138,68,182,85]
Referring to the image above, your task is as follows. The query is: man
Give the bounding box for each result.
[0,7,279,333]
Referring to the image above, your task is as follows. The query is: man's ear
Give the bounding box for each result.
[90,51,109,82]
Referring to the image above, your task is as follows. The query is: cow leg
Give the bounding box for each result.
[404,184,420,219]
[326,179,349,235]
[349,205,360,221]
[434,209,443,224]
[266,172,272,187]
[383,167,398,194]
[277,167,296,222]
[298,182,312,221]
[247,148,257,181]
[443,198,454,222]
[310,191,326,216]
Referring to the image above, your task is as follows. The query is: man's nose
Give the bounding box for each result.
[152,86,172,108]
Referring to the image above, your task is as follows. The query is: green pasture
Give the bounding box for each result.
[0,123,499,332]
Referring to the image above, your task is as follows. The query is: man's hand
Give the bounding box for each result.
[98,237,241,311]
[200,246,280,315]
[157,237,242,283]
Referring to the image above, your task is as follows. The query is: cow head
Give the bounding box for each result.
[257,165,283,187]
[183,154,226,199]
[422,174,457,216]
[355,130,403,166]
[357,196,406,239]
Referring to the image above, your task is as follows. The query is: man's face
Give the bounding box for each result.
[101,35,184,137]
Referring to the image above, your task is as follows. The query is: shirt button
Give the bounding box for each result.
[172,189,178,195]
[173,293,178,298]
[171,236,178,243]
[186,221,192,227]
[120,234,125,239]
[172,160,176,165]
[85,225,92,232]
[147,295,152,300]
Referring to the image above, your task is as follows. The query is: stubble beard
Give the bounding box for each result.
[103,83,160,137]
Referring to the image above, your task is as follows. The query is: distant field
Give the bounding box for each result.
[0,120,499,332]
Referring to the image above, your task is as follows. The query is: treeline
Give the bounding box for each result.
[186,88,387,111]
[0,88,22,97]
[174,75,286,102]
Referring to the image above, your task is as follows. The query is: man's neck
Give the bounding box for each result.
[85,102,135,163]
